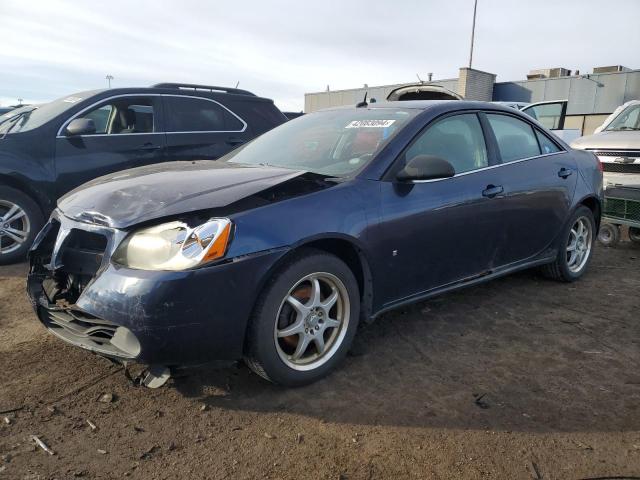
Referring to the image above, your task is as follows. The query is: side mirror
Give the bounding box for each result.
[396,155,455,182]
[65,118,96,136]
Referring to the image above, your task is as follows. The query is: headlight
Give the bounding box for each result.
[113,218,232,271]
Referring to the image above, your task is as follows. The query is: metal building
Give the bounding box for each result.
[304,66,640,135]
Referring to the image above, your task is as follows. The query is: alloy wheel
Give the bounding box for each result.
[273,272,350,371]
[566,216,592,273]
[0,200,30,255]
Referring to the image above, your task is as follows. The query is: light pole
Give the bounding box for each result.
[468,0,478,68]
[17,98,23,106]
[105,75,114,88]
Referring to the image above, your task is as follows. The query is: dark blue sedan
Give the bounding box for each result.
[28,100,603,386]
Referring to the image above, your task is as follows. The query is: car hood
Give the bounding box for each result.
[58,161,313,229]
[571,130,640,150]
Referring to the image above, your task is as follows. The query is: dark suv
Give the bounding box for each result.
[0,83,287,263]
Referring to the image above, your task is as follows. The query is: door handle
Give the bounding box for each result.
[226,137,244,146]
[558,167,573,179]
[139,142,162,151]
[482,184,504,198]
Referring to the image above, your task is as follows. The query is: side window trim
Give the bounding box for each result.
[56,93,247,137]
[162,94,247,134]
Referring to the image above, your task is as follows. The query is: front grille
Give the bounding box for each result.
[602,163,640,174]
[589,149,640,157]
[58,229,108,277]
[40,305,135,358]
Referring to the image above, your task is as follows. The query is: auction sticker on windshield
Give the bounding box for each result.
[345,119,396,128]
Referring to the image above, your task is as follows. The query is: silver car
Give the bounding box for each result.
[571,100,640,187]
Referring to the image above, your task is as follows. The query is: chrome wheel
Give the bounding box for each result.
[274,272,350,371]
[566,216,592,273]
[0,200,30,255]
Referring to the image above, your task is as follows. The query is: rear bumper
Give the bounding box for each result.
[27,213,287,365]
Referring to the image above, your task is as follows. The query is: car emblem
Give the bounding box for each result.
[613,156,634,164]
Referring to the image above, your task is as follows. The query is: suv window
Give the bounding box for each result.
[487,114,540,162]
[77,97,155,134]
[165,97,244,132]
[535,129,561,155]
[405,113,488,174]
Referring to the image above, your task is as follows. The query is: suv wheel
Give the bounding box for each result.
[541,206,595,282]
[245,249,360,386]
[0,186,44,265]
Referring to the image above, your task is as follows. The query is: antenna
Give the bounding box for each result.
[356,92,368,108]
[235,81,240,88]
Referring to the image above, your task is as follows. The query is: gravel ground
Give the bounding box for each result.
[1,243,639,480]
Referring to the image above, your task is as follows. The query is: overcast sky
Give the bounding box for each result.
[2,0,639,111]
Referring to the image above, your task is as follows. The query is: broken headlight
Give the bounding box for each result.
[113,218,232,271]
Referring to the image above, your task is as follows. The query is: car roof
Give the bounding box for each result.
[321,100,519,113]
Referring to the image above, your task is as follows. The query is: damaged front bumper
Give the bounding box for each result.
[27,210,287,366]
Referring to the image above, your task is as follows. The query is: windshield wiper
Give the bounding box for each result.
[609,126,640,131]
[1,108,35,139]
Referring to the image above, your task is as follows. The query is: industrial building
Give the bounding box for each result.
[304,65,640,135]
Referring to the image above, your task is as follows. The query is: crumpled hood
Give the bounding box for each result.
[58,161,307,228]
[571,130,640,150]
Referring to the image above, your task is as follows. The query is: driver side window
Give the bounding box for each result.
[78,97,155,135]
[405,113,488,175]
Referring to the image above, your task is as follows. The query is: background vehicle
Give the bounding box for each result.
[571,100,640,187]
[0,83,287,263]
[28,101,602,387]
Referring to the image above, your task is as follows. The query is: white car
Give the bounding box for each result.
[571,100,640,187]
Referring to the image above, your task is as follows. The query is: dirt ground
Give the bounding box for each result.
[1,243,640,480]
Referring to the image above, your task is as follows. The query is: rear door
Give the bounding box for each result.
[54,95,165,196]
[484,112,578,266]
[162,95,252,161]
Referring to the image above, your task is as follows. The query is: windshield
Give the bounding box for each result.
[0,92,97,134]
[605,104,640,131]
[224,108,418,177]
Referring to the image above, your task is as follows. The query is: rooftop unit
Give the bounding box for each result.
[592,65,631,74]
[527,68,572,80]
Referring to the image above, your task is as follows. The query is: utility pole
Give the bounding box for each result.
[105,74,114,88]
[468,0,478,68]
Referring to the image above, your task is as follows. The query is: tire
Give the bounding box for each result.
[629,227,640,244]
[0,186,44,265]
[541,206,596,282]
[244,248,360,386]
[597,223,620,247]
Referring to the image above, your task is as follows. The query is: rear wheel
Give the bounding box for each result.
[629,227,640,244]
[0,186,44,265]
[541,206,595,282]
[597,223,620,247]
[244,249,360,386]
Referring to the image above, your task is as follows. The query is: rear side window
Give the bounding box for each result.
[405,113,488,174]
[165,97,244,132]
[535,130,561,155]
[486,114,540,162]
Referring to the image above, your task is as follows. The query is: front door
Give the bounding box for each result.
[373,112,505,304]
[54,96,165,196]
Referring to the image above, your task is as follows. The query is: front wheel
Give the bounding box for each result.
[244,249,360,386]
[0,186,44,265]
[541,206,595,282]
